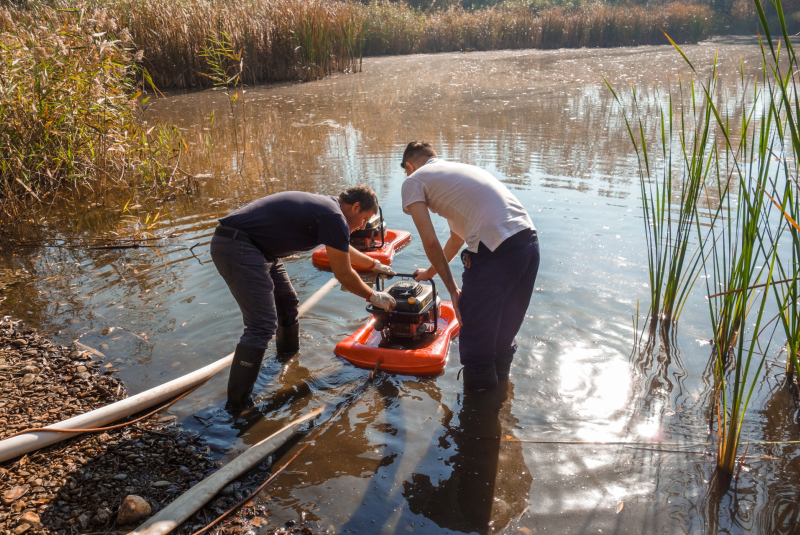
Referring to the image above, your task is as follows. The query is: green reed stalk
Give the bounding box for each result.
[751,0,800,388]
[603,74,709,333]
[708,111,777,473]
[664,21,786,475]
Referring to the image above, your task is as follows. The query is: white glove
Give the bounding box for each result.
[372,260,396,276]
[369,290,396,311]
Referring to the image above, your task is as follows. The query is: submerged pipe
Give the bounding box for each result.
[129,407,323,535]
[0,278,340,463]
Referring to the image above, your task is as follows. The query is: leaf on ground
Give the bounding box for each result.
[617,502,624,514]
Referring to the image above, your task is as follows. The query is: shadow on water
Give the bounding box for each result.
[755,384,800,534]
[399,380,531,534]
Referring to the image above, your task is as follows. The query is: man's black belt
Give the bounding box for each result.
[215,225,278,261]
[214,225,257,245]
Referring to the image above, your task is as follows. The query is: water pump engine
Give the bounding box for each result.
[366,276,440,342]
[349,209,386,251]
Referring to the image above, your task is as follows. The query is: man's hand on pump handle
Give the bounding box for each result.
[372,260,396,277]
[369,260,397,311]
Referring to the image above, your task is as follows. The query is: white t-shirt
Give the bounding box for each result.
[401,158,535,253]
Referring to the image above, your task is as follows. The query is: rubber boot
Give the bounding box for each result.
[495,344,517,381]
[275,320,300,356]
[462,363,498,392]
[226,343,266,410]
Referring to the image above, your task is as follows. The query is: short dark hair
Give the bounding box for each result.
[339,184,379,213]
[401,141,437,169]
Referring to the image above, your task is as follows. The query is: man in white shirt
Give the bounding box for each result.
[400,142,540,391]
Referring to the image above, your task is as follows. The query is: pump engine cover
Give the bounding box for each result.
[311,229,411,271]
[387,281,434,314]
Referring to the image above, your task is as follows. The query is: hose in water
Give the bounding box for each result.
[190,363,380,535]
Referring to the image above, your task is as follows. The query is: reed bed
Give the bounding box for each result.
[0,5,181,211]
[99,0,365,88]
[361,2,711,56]
[8,0,712,91]
[609,0,800,477]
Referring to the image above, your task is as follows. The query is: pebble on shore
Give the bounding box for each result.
[0,318,222,534]
[0,317,328,535]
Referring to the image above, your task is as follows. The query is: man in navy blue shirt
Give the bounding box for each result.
[212,185,396,409]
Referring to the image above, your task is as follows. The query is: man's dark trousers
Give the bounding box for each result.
[210,234,299,349]
[458,230,540,378]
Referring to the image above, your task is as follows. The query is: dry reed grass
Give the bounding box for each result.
[99,0,365,88]
[0,5,181,211]
[362,2,711,56]
[15,0,712,90]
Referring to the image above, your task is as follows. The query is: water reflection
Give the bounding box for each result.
[402,381,530,533]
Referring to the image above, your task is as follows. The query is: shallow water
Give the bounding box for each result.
[3,36,799,533]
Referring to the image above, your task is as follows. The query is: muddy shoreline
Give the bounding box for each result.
[0,318,322,535]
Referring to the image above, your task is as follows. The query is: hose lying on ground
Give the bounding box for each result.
[0,277,341,463]
[128,406,326,535]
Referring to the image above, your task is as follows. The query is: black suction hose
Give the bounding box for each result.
[379,206,385,248]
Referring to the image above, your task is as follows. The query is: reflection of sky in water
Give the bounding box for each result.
[2,37,800,534]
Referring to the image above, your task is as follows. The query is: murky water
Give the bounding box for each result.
[3,36,799,533]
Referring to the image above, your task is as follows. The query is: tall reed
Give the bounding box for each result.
[699,84,778,475]
[0,5,180,211]
[603,71,709,333]
[751,0,800,390]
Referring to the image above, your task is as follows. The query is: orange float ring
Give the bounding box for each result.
[311,229,412,271]
[334,301,460,376]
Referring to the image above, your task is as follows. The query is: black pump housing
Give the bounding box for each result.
[366,275,440,341]
[349,208,386,251]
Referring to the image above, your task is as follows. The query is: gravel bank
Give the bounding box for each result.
[0,317,326,535]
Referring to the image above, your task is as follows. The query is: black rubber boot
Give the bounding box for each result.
[275,320,299,356]
[495,344,517,381]
[226,343,266,410]
[462,363,499,392]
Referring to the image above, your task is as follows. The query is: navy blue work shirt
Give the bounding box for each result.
[218,191,350,258]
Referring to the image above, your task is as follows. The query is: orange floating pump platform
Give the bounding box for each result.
[311,208,411,271]
[335,274,460,376]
